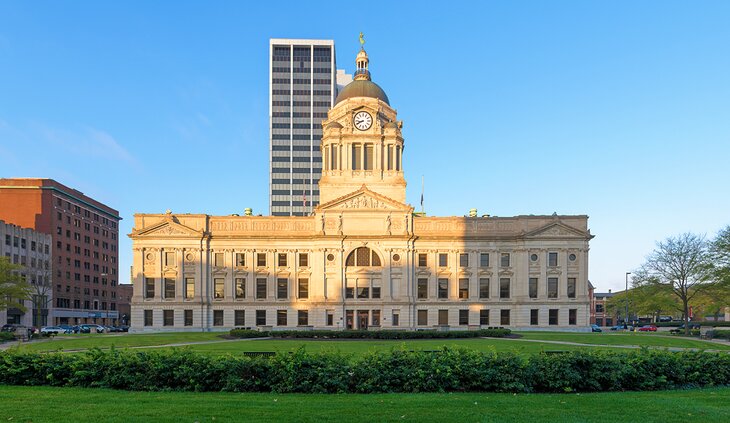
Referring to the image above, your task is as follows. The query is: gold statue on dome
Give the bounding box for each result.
[359,32,365,48]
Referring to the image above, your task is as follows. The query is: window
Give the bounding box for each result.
[352,144,362,170]
[417,309,428,326]
[235,310,245,326]
[163,310,174,326]
[479,309,489,325]
[164,277,175,298]
[256,278,267,299]
[500,309,510,326]
[458,278,469,299]
[345,247,381,266]
[144,310,153,326]
[277,278,288,299]
[529,278,538,299]
[480,253,489,267]
[438,278,449,299]
[235,253,246,267]
[214,253,224,267]
[185,277,195,299]
[298,253,308,267]
[567,278,576,298]
[356,283,369,299]
[278,253,287,267]
[213,310,224,326]
[184,310,193,326]
[145,278,155,298]
[257,253,266,267]
[214,278,225,299]
[459,309,469,325]
[418,253,427,267]
[479,278,490,299]
[235,278,246,299]
[277,310,287,326]
[595,304,604,313]
[364,144,374,170]
[256,310,266,326]
[326,311,334,326]
[499,278,510,299]
[569,309,577,325]
[548,278,558,298]
[165,251,175,267]
[298,310,308,326]
[417,278,428,299]
[438,253,448,267]
[4,235,9,246]
[500,253,510,267]
[298,278,309,299]
[438,309,449,325]
[530,309,539,325]
[549,309,559,325]
[391,311,400,326]
[459,253,469,267]
[548,252,558,267]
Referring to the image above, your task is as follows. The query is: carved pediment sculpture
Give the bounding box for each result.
[524,222,592,240]
[316,185,413,212]
[130,220,203,239]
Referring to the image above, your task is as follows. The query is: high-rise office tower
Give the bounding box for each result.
[269,39,351,216]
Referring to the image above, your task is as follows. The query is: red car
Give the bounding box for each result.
[638,325,657,332]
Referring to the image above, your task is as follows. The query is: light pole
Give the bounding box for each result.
[625,272,631,328]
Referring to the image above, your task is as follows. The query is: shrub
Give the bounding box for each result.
[0,332,15,343]
[228,328,511,339]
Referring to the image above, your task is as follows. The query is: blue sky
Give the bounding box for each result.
[1,1,729,292]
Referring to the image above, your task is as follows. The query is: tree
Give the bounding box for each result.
[707,225,730,317]
[634,233,714,335]
[0,256,32,313]
[31,269,53,327]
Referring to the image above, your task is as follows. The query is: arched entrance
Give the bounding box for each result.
[344,247,383,330]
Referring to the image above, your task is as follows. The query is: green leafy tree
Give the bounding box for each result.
[705,225,730,318]
[0,256,32,312]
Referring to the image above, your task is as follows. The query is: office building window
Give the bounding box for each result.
[278,253,287,267]
[235,278,246,299]
[144,310,153,326]
[277,310,287,326]
[567,278,576,298]
[298,278,309,299]
[214,278,225,299]
[234,310,245,326]
[500,309,510,326]
[438,309,449,325]
[549,309,559,325]
[458,278,469,299]
[417,309,428,326]
[298,310,308,326]
[417,278,428,299]
[418,253,427,267]
[438,278,449,299]
[213,310,224,326]
[529,277,538,299]
[499,278,510,299]
[256,310,266,326]
[256,278,267,299]
[163,310,174,326]
[257,253,266,267]
[214,253,224,267]
[164,277,175,299]
[480,253,489,267]
[438,253,448,267]
[548,252,558,267]
[145,278,155,299]
[479,278,490,299]
[548,277,558,299]
[530,309,539,325]
[185,277,195,299]
[459,253,469,267]
[479,309,489,325]
[184,309,193,326]
[569,309,577,325]
[459,309,469,325]
[298,253,308,267]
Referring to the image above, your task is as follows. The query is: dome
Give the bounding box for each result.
[335,80,390,106]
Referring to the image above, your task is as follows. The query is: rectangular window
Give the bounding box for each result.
[567,278,576,298]
[417,278,428,299]
[372,284,381,299]
[213,310,224,326]
[256,310,266,326]
[438,253,448,267]
[257,253,266,267]
[417,309,428,326]
[235,278,246,299]
[480,253,489,267]
[277,278,288,299]
[529,277,538,299]
[235,253,246,267]
[437,278,449,299]
[352,144,362,170]
[256,278,267,299]
[548,252,558,267]
[144,310,153,326]
[214,253,224,267]
[364,144,373,170]
[214,278,225,299]
[277,310,287,326]
[165,251,175,267]
[371,310,381,326]
[278,253,287,267]
[438,309,449,325]
[458,278,469,299]
[163,310,174,326]
[500,309,510,326]
[391,311,400,326]
[145,278,155,298]
[185,277,195,299]
[479,278,490,299]
[500,253,510,267]
[235,310,245,326]
[548,277,558,299]
[459,253,469,267]
[298,253,309,267]
[569,309,577,325]
[596,304,604,313]
[184,309,193,326]
[298,278,309,299]
[531,309,539,325]
[459,309,469,325]
[326,311,334,326]
[479,309,489,325]
[499,278,510,299]
[418,253,427,267]
[298,310,309,326]
[164,277,175,299]
[357,284,369,299]
[549,309,559,325]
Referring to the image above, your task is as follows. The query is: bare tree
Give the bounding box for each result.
[31,269,53,327]
[635,233,713,335]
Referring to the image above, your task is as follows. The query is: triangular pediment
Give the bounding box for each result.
[524,222,592,240]
[316,185,412,212]
[131,219,202,238]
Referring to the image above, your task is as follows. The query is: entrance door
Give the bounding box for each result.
[345,310,354,330]
[357,310,369,330]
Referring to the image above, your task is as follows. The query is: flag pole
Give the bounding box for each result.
[421,175,424,214]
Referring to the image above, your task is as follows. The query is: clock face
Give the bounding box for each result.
[353,111,373,131]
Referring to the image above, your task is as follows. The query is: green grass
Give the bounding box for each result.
[11,332,223,352]
[1,385,728,422]
[517,331,730,350]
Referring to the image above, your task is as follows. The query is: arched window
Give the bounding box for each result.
[345,247,381,267]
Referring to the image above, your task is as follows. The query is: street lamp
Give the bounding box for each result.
[625,272,631,328]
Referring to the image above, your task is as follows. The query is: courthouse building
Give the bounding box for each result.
[129,46,594,332]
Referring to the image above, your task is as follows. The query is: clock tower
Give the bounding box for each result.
[318,46,406,204]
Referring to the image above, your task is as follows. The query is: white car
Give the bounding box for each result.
[40,326,71,335]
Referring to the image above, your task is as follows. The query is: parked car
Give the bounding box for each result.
[57,324,78,334]
[79,324,105,334]
[658,316,673,322]
[591,324,602,332]
[40,326,72,335]
[638,325,657,332]
[118,325,129,332]
[610,325,633,331]
[670,323,701,334]
[1,324,20,332]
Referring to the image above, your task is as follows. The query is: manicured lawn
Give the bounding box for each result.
[517,331,730,350]
[10,332,223,352]
[1,385,728,422]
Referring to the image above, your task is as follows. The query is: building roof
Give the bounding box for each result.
[334,79,390,105]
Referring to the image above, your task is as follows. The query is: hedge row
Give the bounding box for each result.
[229,328,512,339]
[654,321,730,328]
[1,348,728,393]
[0,332,15,343]
[714,330,730,340]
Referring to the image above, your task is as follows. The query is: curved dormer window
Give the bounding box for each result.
[345,247,382,267]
